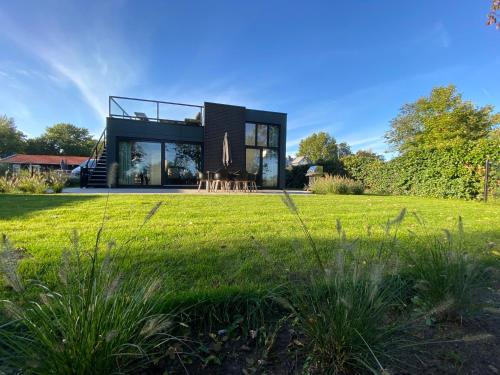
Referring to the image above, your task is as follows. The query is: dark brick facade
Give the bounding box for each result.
[203,102,246,174]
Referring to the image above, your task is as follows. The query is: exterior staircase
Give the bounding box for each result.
[82,129,108,188]
[86,147,108,187]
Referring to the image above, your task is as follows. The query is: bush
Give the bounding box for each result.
[285,165,309,189]
[0,203,181,374]
[341,138,500,199]
[47,172,68,193]
[309,174,364,195]
[281,192,401,374]
[404,219,486,321]
[15,172,47,194]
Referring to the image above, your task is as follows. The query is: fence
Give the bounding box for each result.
[484,159,500,202]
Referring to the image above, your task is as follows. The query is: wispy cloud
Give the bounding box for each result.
[0,6,142,125]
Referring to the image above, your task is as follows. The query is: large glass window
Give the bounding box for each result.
[165,143,202,185]
[268,125,279,147]
[245,148,261,175]
[257,124,267,146]
[245,123,255,146]
[118,141,161,185]
[262,149,278,187]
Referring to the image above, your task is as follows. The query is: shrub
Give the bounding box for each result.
[309,174,364,195]
[404,219,486,321]
[0,174,16,193]
[0,203,181,374]
[14,172,48,194]
[281,192,402,374]
[47,172,68,193]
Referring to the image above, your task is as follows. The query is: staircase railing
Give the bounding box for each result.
[81,129,106,187]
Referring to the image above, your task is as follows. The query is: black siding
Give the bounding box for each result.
[203,102,246,174]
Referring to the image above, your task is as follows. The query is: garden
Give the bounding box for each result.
[0,192,499,374]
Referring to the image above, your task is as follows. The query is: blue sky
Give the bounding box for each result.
[0,0,498,156]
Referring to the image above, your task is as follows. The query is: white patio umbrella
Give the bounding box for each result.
[222,131,232,168]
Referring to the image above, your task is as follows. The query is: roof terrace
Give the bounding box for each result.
[109,96,204,126]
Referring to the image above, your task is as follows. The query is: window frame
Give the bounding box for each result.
[244,122,281,188]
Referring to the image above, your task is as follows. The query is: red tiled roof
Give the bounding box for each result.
[0,154,88,166]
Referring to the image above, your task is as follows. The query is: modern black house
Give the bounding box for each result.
[83,96,287,189]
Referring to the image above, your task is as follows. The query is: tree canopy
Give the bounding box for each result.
[385,85,499,154]
[297,132,338,163]
[0,115,27,158]
[26,123,95,156]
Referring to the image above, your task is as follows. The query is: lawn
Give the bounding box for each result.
[0,193,499,296]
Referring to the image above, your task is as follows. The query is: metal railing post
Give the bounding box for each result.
[484,159,490,202]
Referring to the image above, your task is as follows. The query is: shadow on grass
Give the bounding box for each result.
[12,226,499,300]
[0,194,99,220]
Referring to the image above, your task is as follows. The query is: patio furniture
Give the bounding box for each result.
[248,173,257,192]
[197,171,209,192]
[234,171,250,192]
[211,169,231,192]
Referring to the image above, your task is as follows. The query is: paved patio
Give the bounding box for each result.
[63,187,310,195]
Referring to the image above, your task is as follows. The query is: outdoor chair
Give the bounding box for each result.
[248,173,257,192]
[234,171,250,192]
[211,169,231,192]
[197,171,209,192]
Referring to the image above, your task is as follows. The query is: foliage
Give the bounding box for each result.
[337,142,352,158]
[309,174,364,195]
[285,165,309,189]
[26,123,96,156]
[0,116,26,158]
[281,193,403,374]
[47,172,69,193]
[341,150,385,189]
[298,132,338,163]
[0,171,70,195]
[0,204,180,374]
[487,0,499,28]
[15,172,47,194]
[385,85,498,154]
[404,218,486,321]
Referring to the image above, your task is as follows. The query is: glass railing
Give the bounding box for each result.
[109,96,203,126]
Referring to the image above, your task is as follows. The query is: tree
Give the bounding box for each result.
[26,123,96,156]
[0,115,26,157]
[385,85,498,154]
[337,142,352,158]
[487,0,499,28]
[298,132,338,163]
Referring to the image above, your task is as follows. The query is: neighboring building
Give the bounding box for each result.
[288,155,312,168]
[0,154,88,173]
[83,96,287,189]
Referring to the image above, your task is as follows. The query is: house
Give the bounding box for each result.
[0,154,88,173]
[288,155,312,168]
[83,96,287,189]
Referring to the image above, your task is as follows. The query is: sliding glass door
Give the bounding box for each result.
[164,142,202,185]
[118,141,162,185]
[118,140,201,186]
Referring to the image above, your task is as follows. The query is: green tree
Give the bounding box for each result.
[298,132,338,163]
[26,123,96,156]
[385,85,498,154]
[337,142,352,158]
[487,0,499,28]
[0,115,26,157]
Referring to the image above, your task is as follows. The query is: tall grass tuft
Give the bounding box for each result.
[47,172,68,193]
[309,174,365,195]
[405,217,486,321]
[281,192,401,374]
[0,203,180,374]
[15,171,47,194]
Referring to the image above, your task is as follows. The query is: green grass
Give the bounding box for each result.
[0,194,499,296]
